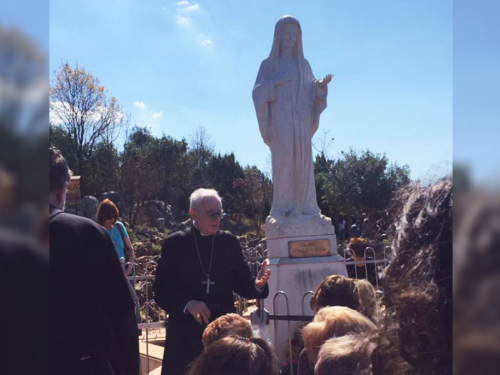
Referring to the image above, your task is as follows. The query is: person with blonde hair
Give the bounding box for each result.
[202,313,253,348]
[298,306,375,375]
[315,334,374,375]
[355,279,379,323]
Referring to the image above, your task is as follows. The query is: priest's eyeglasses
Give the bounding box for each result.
[205,211,225,219]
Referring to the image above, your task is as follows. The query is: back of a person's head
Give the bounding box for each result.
[302,306,375,363]
[348,237,368,257]
[49,147,71,193]
[310,274,360,312]
[186,336,277,375]
[369,176,452,374]
[202,313,253,347]
[355,279,379,322]
[315,334,374,375]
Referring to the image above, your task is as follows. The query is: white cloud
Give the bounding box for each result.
[175,14,190,26]
[152,111,163,119]
[200,34,213,48]
[185,4,199,12]
[134,101,146,109]
[174,1,201,27]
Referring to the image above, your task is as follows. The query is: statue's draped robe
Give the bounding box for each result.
[253,56,328,218]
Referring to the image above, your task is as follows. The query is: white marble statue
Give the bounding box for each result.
[253,15,333,238]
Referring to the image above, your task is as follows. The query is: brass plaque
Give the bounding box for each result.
[66,176,81,206]
[288,239,331,258]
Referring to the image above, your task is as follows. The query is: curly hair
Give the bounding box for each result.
[367,176,452,374]
[202,313,253,347]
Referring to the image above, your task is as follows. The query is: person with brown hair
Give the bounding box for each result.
[309,274,360,313]
[366,176,452,374]
[345,237,377,286]
[96,199,136,276]
[186,335,277,375]
[202,313,253,348]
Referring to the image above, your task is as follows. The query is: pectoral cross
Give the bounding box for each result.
[202,278,215,294]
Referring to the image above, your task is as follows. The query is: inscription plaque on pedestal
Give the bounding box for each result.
[288,239,331,258]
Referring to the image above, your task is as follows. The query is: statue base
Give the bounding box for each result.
[265,213,335,241]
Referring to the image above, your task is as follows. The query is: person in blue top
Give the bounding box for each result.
[96,199,136,276]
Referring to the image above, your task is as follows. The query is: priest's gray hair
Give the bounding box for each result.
[189,188,222,211]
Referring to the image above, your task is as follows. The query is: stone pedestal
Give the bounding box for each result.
[262,230,347,364]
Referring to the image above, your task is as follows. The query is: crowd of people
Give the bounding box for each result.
[50,146,452,374]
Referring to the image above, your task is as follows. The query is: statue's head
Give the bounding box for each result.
[270,15,304,60]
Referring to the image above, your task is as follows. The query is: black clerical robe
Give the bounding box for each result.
[154,226,269,375]
[50,206,139,375]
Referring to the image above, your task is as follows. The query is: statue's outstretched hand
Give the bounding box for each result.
[256,259,272,289]
[318,74,333,88]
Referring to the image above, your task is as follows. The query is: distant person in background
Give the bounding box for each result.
[50,147,139,375]
[338,215,346,241]
[345,237,377,286]
[362,214,374,240]
[350,220,362,238]
[96,199,136,277]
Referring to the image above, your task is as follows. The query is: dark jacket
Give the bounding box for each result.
[50,206,139,375]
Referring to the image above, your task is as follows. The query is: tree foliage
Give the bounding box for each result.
[233,167,272,235]
[316,148,411,216]
[50,62,123,194]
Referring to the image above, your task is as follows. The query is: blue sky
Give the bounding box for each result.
[454,0,500,186]
[48,0,453,182]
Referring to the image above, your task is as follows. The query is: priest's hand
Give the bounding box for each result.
[255,259,272,289]
[186,300,211,325]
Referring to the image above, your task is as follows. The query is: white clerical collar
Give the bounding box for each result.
[193,221,210,236]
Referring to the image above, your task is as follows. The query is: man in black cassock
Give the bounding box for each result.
[154,188,272,375]
[49,147,139,375]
